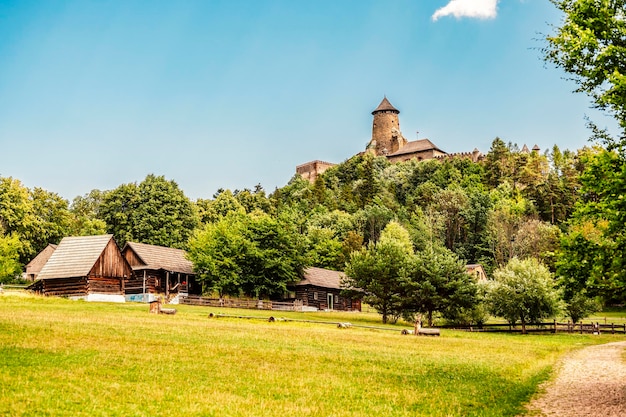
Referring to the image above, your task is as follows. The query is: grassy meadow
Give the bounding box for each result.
[1,293,623,417]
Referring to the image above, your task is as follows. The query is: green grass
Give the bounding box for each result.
[0,294,623,417]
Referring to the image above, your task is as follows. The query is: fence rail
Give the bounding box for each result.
[440,321,626,334]
[0,284,28,290]
[180,296,303,312]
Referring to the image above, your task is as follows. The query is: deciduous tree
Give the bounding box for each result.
[487,258,563,334]
[0,231,22,282]
[100,175,198,248]
[188,212,307,299]
[545,0,626,148]
[344,222,413,324]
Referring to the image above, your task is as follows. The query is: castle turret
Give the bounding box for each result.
[368,97,407,156]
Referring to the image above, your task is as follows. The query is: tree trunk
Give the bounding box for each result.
[427,310,433,327]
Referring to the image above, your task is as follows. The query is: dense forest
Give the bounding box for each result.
[1,138,624,323]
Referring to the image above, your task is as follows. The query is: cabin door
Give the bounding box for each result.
[327,293,334,310]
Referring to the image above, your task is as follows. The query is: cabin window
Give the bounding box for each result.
[334,294,339,303]
[313,292,318,301]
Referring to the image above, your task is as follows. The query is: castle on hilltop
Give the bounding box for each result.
[296,97,484,182]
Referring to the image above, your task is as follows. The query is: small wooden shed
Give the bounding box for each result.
[24,243,57,281]
[290,267,361,311]
[466,264,488,282]
[28,235,132,302]
[122,242,199,301]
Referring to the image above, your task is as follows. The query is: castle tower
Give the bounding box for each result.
[367,97,407,156]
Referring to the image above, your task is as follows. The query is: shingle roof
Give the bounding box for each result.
[37,235,113,280]
[25,243,57,271]
[388,138,446,157]
[372,97,399,114]
[124,242,194,275]
[296,267,345,290]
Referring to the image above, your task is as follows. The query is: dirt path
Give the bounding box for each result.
[524,340,626,416]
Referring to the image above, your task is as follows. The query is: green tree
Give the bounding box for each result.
[187,214,246,297]
[545,1,626,304]
[234,185,272,214]
[0,177,36,261]
[487,183,532,266]
[458,191,492,264]
[29,187,72,253]
[556,219,613,300]
[0,231,22,282]
[526,146,582,224]
[305,227,344,270]
[512,219,561,270]
[545,0,626,147]
[0,177,74,262]
[429,186,469,251]
[196,189,245,224]
[487,258,563,334]
[402,246,477,327]
[484,137,514,187]
[99,182,138,247]
[100,175,198,248]
[565,290,602,324]
[188,212,306,299]
[344,222,413,324]
[557,150,626,303]
[353,203,395,244]
[68,190,107,236]
[239,212,307,298]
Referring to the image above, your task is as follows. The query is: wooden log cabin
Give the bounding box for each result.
[289,267,361,311]
[28,235,132,302]
[121,242,200,302]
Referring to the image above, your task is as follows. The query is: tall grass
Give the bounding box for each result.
[0,294,620,417]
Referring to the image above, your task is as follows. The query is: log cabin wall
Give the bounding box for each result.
[42,277,88,297]
[88,276,123,294]
[294,285,361,311]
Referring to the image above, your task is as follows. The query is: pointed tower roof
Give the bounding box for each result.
[372,97,400,115]
[521,144,530,154]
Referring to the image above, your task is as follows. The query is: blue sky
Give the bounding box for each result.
[0,0,619,201]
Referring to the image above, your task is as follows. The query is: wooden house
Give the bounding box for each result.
[28,235,132,302]
[289,267,361,311]
[466,264,488,282]
[24,243,57,281]
[121,242,199,302]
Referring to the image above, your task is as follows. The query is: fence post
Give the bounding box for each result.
[553,319,557,334]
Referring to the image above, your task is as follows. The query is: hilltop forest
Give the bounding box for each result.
[1,138,625,310]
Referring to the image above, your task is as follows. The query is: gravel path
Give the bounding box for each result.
[524,340,626,416]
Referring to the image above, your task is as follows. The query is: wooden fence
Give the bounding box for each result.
[440,321,626,334]
[180,296,303,312]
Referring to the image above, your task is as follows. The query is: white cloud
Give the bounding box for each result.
[432,0,499,21]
